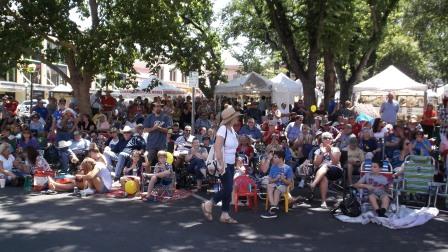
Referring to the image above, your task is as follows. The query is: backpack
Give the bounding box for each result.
[205,127,227,177]
[331,187,361,217]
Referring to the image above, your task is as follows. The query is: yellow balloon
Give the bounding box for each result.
[167,152,174,165]
[310,105,317,113]
[125,180,138,195]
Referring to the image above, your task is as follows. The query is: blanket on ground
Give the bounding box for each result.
[335,206,439,229]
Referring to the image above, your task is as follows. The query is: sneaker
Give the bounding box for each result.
[320,202,328,209]
[269,206,279,214]
[80,187,95,196]
[215,201,222,207]
[261,210,278,219]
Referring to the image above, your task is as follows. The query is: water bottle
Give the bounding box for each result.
[132,167,137,176]
[361,203,368,213]
[24,175,32,193]
[248,183,252,192]
[298,179,305,188]
[217,179,222,192]
[213,184,218,192]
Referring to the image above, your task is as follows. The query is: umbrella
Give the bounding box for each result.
[356,113,374,123]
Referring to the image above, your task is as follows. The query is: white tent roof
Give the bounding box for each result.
[271,73,302,106]
[137,76,185,95]
[215,72,272,96]
[51,84,73,93]
[353,65,427,92]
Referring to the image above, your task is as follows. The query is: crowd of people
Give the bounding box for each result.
[0,90,446,223]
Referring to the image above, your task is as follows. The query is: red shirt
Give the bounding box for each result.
[421,109,437,126]
[351,122,362,136]
[100,96,117,112]
[128,104,144,116]
[236,145,254,158]
[4,100,18,116]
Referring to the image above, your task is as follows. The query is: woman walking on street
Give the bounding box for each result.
[201,106,240,224]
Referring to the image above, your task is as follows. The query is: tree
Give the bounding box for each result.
[402,0,448,82]
[328,0,399,103]
[374,11,433,83]
[0,0,220,114]
[223,0,327,109]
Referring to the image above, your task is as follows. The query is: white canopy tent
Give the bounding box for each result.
[137,76,186,96]
[353,65,427,93]
[51,84,73,93]
[214,72,273,96]
[271,73,302,107]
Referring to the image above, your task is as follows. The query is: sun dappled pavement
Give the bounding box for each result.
[1,187,448,252]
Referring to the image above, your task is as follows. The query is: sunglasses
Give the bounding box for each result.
[405,142,410,145]
[322,137,332,140]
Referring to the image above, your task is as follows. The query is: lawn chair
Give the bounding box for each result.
[357,160,395,212]
[434,180,448,208]
[142,166,176,201]
[265,185,292,213]
[394,155,437,208]
[233,175,258,212]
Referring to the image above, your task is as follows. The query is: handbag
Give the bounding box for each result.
[206,127,227,177]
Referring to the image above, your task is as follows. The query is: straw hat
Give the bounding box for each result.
[220,106,241,126]
[57,140,72,149]
[121,126,134,133]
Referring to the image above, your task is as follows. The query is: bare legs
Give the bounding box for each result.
[267,183,281,206]
[310,165,329,204]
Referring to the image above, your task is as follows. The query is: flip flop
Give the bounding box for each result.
[142,197,156,203]
[219,217,238,224]
[201,202,213,221]
[41,190,58,195]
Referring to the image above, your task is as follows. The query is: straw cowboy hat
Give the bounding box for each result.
[220,106,241,126]
[57,140,72,149]
[121,125,134,133]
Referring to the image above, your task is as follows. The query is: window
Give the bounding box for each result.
[46,65,67,85]
[169,69,177,81]
[181,73,187,83]
[0,68,16,82]
[158,67,164,80]
[24,63,42,84]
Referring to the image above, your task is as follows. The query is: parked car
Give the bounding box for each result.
[17,99,48,117]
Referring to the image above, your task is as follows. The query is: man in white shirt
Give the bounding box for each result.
[279,103,290,125]
[174,125,195,169]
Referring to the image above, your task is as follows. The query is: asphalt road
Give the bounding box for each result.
[1,187,447,252]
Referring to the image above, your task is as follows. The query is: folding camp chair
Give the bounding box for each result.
[394,155,438,208]
[357,160,395,212]
[142,166,176,201]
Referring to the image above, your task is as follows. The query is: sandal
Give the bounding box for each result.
[219,216,238,224]
[201,202,213,221]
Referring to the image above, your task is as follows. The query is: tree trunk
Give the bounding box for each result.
[302,78,317,110]
[70,76,93,115]
[339,80,354,104]
[323,50,336,110]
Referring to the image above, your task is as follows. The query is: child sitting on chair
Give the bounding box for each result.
[120,150,148,194]
[141,150,173,201]
[260,150,293,219]
[234,156,246,179]
[353,161,391,217]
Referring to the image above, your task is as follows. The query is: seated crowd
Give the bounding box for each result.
[0,92,445,220]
